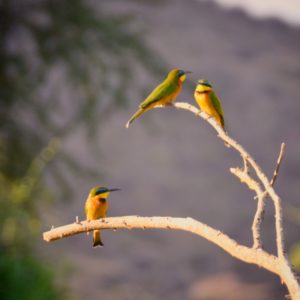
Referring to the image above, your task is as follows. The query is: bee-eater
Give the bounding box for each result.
[85,186,120,247]
[126,69,191,128]
[194,79,225,130]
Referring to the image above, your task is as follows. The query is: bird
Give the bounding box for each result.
[126,69,191,128]
[194,79,225,130]
[85,186,120,247]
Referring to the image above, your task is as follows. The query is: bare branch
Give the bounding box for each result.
[230,167,264,249]
[252,143,286,249]
[229,144,285,251]
[152,102,298,297]
[243,156,250,174]
[43,215,300,298]
[230,167,262,194]
[44,216,279,272]
[165,102,285,257]
[252,195,266,249]
[270,143,286,187]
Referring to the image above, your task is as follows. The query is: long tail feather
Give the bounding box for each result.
[125,108,144,128]
[93,230,103,247]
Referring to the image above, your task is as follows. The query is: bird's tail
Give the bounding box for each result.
[220,116,225,132]
[125,108,144,128]
[93,230,104,247]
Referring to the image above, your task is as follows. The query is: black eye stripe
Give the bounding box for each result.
[178,70,185,77]
[100,198,106,203]
[199,82,212,87]
[95,187,108,195]
[196,91,209,94]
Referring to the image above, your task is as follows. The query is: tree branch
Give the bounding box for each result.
[151,102,298,297]
[252,142,286,249]
[44,103,299,298]
[229,166,264,249]
[44,216,279,272]
[43,215,299,298]
[169,102,285,257]
[270,143,285,187]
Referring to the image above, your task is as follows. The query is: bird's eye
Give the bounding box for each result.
[99,198,106,203]
[178,70,185,77]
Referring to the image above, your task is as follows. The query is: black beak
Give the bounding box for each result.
[107,188,121,192]
[185,71,192,74]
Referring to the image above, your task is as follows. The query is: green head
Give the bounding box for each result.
[89,186,120,199]
[167,69,191,83]
[195,79,213,93]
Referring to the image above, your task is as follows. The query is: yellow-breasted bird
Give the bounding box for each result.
[126,69,191,128]
[194,79,225,130]
[85,186,120,247]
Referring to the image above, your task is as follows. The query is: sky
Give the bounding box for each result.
[203,0,300,26]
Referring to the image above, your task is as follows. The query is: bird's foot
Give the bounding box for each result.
[204,115,212,121]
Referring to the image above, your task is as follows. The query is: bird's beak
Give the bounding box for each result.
[107,188,121,192]
[185,71,192,74]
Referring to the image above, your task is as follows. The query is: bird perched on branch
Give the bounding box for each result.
[194,79,225,130]
[126,69,191,128]
[85,186,120,247]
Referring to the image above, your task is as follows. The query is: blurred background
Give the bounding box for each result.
[1,0,300,299]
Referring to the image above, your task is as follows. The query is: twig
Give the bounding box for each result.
[243,156,249,174]
[230,167,264,249]
[270,143,285,187]
[254,142,286,201]
[252,143,286,249]
[252,194,266,249]
[230,167,262,194]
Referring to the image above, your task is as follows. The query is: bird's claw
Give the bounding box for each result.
[204,115,212,121]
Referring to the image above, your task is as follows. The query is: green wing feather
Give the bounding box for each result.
[210,91,225,128]
[140,81,177,109]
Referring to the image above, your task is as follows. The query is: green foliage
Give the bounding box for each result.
[287,205,300,271]
[0,139,59,250]
[290,242,300,271]
[0,140,64,299]
[0,0,164,298]
[0,253,64,300]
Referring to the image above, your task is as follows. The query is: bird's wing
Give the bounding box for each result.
[140,82,177,109]
[211,91,225,126]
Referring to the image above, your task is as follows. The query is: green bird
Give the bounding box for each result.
[126,69,190,128]
[194,79,225,130]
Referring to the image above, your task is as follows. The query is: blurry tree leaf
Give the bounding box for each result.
[289,242,300,271]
